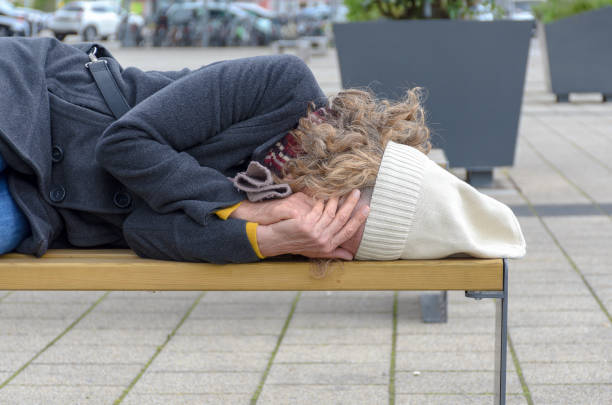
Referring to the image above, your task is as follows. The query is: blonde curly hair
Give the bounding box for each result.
[284,88,431,199]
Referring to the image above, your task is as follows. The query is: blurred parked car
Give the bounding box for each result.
[0,0,30,36]
[48,1,120,41]
[0,14,29,36]
[16,6,49,35]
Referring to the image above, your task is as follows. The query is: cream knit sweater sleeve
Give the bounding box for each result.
[355,141,526,260]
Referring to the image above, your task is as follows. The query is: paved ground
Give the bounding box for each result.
[1,37,611,404]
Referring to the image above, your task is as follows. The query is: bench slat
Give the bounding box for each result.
[0,250,502,291]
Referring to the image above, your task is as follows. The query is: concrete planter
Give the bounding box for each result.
[538,7,612,102]
[333,20,532,186]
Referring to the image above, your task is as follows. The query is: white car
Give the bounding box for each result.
[48,1,120,41]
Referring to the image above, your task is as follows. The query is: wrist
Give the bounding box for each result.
[256,225,282,257]
[230,200,253,220]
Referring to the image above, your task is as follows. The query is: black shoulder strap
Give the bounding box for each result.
[78,44,131,119]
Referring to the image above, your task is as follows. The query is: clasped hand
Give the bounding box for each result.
[231,190,369,260]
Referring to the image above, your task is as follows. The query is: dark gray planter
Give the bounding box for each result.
[539,7,612,102]
[333,20,532,186]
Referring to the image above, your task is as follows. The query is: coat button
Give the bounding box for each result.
[113,191,132,208]
[51,145,64,163]
[49,185,66,203]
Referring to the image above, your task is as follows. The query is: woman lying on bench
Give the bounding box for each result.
[0,37,525,263]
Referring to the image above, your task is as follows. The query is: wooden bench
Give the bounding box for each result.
[0,249,510,405]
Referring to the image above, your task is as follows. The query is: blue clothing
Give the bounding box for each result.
[0,154,30,254]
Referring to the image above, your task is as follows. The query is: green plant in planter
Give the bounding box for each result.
[344,0,504,20]
[532,0,612,23]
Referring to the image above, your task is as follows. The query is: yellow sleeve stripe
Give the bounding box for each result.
[214,201,243,220]
[246,222,265,259]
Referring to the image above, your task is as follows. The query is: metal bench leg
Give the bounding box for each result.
[465,259,508,405]
[419,291,447,323]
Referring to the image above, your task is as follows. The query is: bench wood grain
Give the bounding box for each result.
[0,250,502,291]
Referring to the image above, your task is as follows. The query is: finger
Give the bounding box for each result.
[316,197,339,229]
[306,199,325,222]
[331,205,370,247]
[331,247,354,261]
[326,189,360,234]
[308,247,354,261]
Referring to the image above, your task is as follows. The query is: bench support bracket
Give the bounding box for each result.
[419,291,447,323]
[466,258,508,405]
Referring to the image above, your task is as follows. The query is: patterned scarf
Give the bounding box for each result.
[261,107,332,177]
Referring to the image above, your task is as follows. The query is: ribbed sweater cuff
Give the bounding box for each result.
[355,142,427,260]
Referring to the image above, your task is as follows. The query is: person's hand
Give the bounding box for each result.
[230,192,315,225]
[256,189,370,260]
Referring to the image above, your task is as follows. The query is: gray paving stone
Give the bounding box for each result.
[0,385,126,405]
[190,302,291,319]
[32,344,154,365]
[0,351,37,373]
[275,344,389,364]
[109,291,201,299]
[8,364,141,386]
[396,393,527,405]
[122,393,251,405]
[202,291,296,304]
[2,291,105,304]
[131,371,260,394]
[520,362,612,384]
[585,274,612,288]
[290,312,392,329]
[0,318,73,335]
[508,296,599,314]
[442,302,496,318]
[302,291,394,299]
[507,267,582,283]
[0,334,59,352]
[510,281,599,297]
[257,384,387,405]
[282,327,391,345]
[167,334,278,353]
[296,295,394,313]
[177,318,285,335]
[529,384,612,404]
[75,312,183,330]
[147,350,269,372]
[599,286,612,298]
[397,317,496,335]
[508,310,610,327]
[266,363,388,385]
[395,370,523,394]
[510,325,612,344]
[396,351,515,372]
[56,328,169,346]
[513,342,612,363]
[95,297,196,313]
[396,334,496,352]
[0,302,90,319]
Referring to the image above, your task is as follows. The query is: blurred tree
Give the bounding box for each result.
[343,0,485,20]
[32,0,57,11]
[533,0,612,23]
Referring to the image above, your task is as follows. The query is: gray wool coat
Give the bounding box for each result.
[0,37,326,263]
